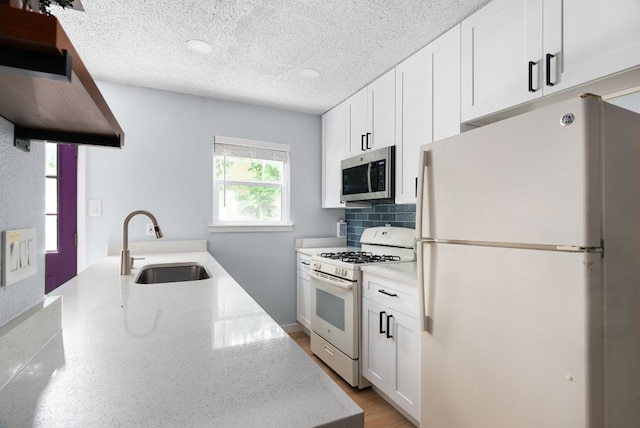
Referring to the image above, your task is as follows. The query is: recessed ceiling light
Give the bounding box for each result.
[299,68,320,78]
[186,39,213,55]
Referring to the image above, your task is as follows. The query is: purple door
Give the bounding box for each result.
[45,143,77,293]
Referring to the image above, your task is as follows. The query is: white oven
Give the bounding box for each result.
[309,269,359,359]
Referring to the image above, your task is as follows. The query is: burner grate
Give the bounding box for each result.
[319,251,401,264]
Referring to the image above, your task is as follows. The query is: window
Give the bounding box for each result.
[45,142,59,251]
[211,136,292,232]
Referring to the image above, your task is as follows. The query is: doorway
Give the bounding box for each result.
[45,143,77,293]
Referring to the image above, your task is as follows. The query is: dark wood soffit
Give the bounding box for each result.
[0,3,123,147]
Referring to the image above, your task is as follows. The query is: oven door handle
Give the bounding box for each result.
[309,270,354,290]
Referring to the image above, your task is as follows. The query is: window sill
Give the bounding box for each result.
[208,223,294,233]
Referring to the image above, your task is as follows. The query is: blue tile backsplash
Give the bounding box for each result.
[345,204,416,247]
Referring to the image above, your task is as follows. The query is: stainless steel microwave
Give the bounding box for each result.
[341,146,395,203]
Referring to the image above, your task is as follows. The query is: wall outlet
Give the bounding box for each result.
[146,223,155,236]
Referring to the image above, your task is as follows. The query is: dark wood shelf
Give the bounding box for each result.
[0,4,124,148]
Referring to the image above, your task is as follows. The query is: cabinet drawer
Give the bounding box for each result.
[310,331,359,387]
[297,254,312,273]
[363,273,417,318]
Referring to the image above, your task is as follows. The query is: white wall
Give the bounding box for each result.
[0,118,46,327]
[84,81,344,325]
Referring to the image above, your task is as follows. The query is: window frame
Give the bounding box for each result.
[210,136,293,233]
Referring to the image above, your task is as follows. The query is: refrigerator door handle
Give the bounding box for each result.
[415,150,431,238]
[416,238,436,244]
[417,239,436,333]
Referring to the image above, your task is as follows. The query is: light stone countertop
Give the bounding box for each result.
[360,261,418,284]
[0,251,363,427]
[296,246,358,257]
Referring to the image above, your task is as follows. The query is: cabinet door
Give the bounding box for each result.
[461,0,543,122]
[368,69,396,150]
[321,103,346,208]
[542,0,640,95]
[396,25,461,204]
[361,297,391,390]
[346,87,368,156]
[296,255,312,329]
[395,47,429,204]
[431,25,461,143]
[388,309,421,421]
[297,273,311,329]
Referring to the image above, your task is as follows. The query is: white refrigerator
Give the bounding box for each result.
[416,95,638,428]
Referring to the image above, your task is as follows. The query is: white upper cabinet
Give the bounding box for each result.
[346,87,368,155]
[542,0,640,95]
[461,0,543,121]
[368,70,396,151]
[462,0,640,122]
[321,102,347,208]
[395,47,429,204]
[395,25,461,204]
[430,26,462,143]
[346,69,395,156]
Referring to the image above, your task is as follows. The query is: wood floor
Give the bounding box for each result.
[288,331,415,428]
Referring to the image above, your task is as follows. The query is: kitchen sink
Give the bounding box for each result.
[134,263,210,284]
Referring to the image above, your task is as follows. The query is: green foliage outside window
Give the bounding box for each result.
[236,162,281,219]
[215,157,283,222]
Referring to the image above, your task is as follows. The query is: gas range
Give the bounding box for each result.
[311,227,416,281]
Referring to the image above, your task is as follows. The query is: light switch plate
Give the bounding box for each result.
[2,228,37,286]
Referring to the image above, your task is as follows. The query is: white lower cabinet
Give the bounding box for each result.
[296,253,312,330]
[361,272,420,422]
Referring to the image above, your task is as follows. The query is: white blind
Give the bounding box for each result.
[214,136,289,162]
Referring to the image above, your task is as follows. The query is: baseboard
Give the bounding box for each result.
[280,322,304,334]
[371,385,420,427]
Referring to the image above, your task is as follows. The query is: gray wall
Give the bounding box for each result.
[84,81,344,325]
[0,118,46,327]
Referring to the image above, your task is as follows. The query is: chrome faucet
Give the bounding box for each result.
[120,210,163,275]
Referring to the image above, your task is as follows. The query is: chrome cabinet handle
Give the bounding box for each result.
[528,61,537,92]
[546,53,555,87]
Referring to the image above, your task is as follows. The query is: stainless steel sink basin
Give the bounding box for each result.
[134,263,210,284]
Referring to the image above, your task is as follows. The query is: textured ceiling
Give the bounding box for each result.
[51,0,492,115]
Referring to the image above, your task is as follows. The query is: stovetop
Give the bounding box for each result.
[310,226,416,281]
[318,251,401,264]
